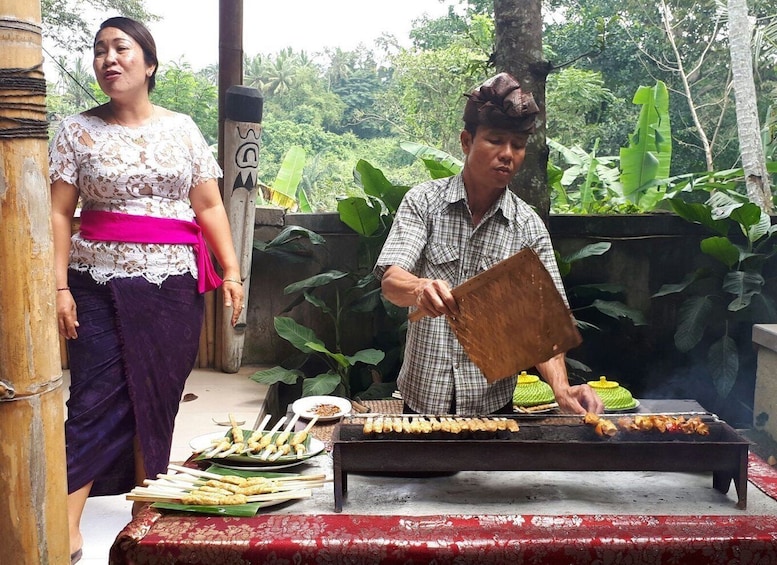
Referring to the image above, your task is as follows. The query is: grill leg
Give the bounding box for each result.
[712,470,732,495]
[333,446,345,512]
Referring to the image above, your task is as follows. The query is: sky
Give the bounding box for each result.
[146,0,456,69]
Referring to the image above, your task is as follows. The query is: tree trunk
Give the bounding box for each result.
[728,0,773,213]
[494,0,552,223]
[0,1,70,563]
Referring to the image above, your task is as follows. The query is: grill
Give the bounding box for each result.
[330,411,750,512]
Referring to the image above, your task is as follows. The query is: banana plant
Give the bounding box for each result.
[619,80,672,211]
[549,81,673,214]
[257,145,312,212]
[548,138,622,213]
[250,269,385,398]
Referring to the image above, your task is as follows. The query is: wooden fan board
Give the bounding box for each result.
[443,248,581,383]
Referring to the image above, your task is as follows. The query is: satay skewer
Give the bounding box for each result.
[274,413,301,446]
[219,413,247,457]
[247,414,272,446]
[164,464,328,484]
[290,415,319,446]
[251,415,287,454]
[127,488,314,505]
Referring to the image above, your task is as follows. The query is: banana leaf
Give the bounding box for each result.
[619,81,672,205]
[337,196,381,236]
[152,467,301,517]
[353,159,410,214]
[400,141,463,179]
[268,145,306,209]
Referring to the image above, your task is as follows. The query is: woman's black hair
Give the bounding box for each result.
[96,17,158,92]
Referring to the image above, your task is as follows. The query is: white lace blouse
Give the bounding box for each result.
[49,111,222,285]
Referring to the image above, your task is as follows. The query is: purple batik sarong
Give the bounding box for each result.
[65,270,204,496]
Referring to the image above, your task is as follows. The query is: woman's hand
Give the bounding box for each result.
[222,278,245,327]
[56,290,80,339]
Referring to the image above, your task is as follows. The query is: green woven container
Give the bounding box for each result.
[512,371,555,407]
[587,376,637,410]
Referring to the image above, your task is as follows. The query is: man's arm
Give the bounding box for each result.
[536,353,604,415]
[382,265,459,319]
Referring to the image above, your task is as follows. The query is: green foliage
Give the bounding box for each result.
[252,225,325,263]
[150,63,219,144]
[548,138,629,213]
[550,80,674,214]
[258,146,311,212]
[375,31,492,155]
[42,0,157,51]
[546,67,620,151]
[619,81,672,208]
[250,315,384,398]
[556,242,647,372]
[653,190,777,400]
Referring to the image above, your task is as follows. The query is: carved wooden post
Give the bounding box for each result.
[220,86,263,372]
[0,1,70,563]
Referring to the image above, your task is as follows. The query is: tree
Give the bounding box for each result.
[727,0,772,213]
[151,63,219,144]
[42,0,156,51]
[544,0,777,178]
[47,56,98,120]
[545,67,619,160]
[494,0,552,220]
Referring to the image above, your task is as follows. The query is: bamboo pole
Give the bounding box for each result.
[220,86,263,373]
[0,2,70,563]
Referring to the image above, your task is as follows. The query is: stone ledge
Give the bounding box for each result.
[753,324,777,352]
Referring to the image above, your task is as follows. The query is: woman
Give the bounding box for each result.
[49,17,243,562]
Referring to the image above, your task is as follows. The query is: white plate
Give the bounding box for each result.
[604,399,640,413]
[189,431,325,471]
[292,395,352,421]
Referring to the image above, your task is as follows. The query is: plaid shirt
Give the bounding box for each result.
[375,173,568,415]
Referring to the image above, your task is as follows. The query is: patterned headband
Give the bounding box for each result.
[463,72,539,132]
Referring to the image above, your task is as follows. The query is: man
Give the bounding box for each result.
[375,72,603,416]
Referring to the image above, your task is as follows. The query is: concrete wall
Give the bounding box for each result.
[753,324,777,440]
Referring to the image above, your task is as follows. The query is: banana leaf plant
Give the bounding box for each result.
[250,269,385,398]
[652,191,777,400]
[548,138,623,213]
[619,80,672,211]
[549,80,673,214]
[257,145,312,212]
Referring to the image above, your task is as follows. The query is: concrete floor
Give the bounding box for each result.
[69,367,777,564]
[67,365,270,565]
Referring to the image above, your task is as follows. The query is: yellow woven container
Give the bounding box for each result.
[587,376,637,410]
[512,371,555,407]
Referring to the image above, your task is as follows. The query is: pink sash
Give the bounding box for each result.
[79,210,222,293]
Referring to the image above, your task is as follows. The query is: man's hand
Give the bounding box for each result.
[414,279,458,320]
[381,265,458,320]
[536,353,604,415]
[553,384,604,415]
